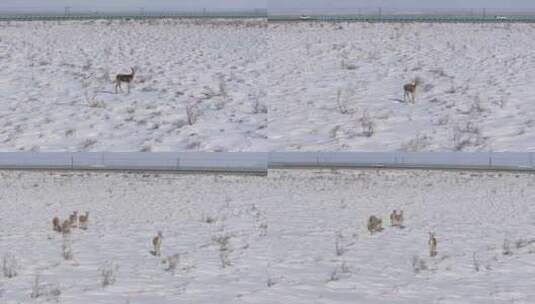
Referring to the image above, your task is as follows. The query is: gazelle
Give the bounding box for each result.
[152,231,163,256]
[78,211,89,230]
[403,81,417,103]
[52,217,62,233]
[367,216,383,234]
[115,67,135,94]
[390,210,404,227]
[69,211,78,228]
[428,232,437,257]
[62,219,72,235]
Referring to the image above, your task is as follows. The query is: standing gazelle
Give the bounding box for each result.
[52,217,62,233]
[403,81,418,103]
[69,211,78,228]
[390,210,404,228]
[115,67,135,94]
[152,231,163,256]
[78,211,89,230]
[428,232,437,257]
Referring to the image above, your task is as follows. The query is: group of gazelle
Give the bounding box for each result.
[51,212,164,257]
[52,211,89,234]
[368,210,438,257]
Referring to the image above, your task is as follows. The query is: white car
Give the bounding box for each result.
[495,16,508,20]
[299,15,312,20]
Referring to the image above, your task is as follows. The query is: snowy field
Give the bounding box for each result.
[2,20,535,152]
[0,19,267,152]
[1,168,535,303]
[268,22,535,151]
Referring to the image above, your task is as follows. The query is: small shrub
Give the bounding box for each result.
[328,268,340,282]
[472,252,480,272]
[30,275,42,299]
[423,83,434,92]
[186,104,199,126]
[328,125,341,139]
[213,233,232,268]
[266,277,276,287]
[253,208,268,237]
[336,88,349,114]
[201,213,217,224]
[452,122,485,151]
[503,239,513,255]
[62,235,74,260]
[163,254,179,274]
[327,261,351,282]
[359,111,375,137]
[2,253,18,278]
[88,99,105,108]
[252,97,268,114]
[100,261,118,287]
[218,76,227,97]
[256,216,268,237]
[335,231,345,256]
[30,275,61,300]
[401,133,430,151]
[79,138,98,150]
[65,128,75,137]
[412,256,428,273]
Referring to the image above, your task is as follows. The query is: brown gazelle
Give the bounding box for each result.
[367,216,383,234]
[403,81,417,103]
[78,211,89,230]
[52,217,62,233]
[390,210,404,228]
[428,232,437,257]
[152,231,163,256]
[62,219,72,235]
[115,67,135,93]
[69,211,78,228]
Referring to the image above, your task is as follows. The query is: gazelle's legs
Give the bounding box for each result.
[117,82,123,93]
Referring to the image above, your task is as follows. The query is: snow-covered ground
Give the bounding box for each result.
[0,19,267,152]
[1,168,535,303]
[3,20,535,152]
[268,22,535,151]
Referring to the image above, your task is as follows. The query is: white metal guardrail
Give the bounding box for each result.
[0,152,268,174]
[267,152,535,171]
[0,152,534,173]
[0,10,268,21]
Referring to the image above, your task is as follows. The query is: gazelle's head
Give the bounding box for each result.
[157,231,163,238]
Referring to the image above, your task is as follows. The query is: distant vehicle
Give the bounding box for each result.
[495,16,508,20]
[299,15,312,20]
